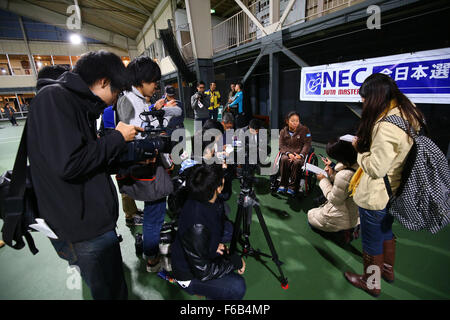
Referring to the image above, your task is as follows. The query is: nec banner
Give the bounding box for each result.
[300,48,450,104]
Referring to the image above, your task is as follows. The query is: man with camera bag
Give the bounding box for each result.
[116,56,175,273]
[27,50,141,300]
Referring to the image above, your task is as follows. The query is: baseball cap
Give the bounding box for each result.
[165,85,176,97]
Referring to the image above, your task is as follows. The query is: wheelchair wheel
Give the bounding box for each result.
[304,151,318,196]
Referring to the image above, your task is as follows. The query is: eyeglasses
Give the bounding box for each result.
[199,86,205,89]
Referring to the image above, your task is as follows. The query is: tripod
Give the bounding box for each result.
[230,175,289,289]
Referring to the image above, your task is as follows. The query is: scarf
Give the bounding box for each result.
[348,99,397,196]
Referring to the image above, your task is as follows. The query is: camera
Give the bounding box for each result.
[117,109,174,165]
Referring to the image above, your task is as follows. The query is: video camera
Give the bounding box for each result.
[117,109,173,164]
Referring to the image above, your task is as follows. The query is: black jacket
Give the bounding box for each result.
[27,72,127,242]
[171,198,242,281]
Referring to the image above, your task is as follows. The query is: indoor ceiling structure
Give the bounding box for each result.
[24,0,160,39]
[12,0,241,41]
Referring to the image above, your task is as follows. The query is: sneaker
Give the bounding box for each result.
[146,258,162,273]
[287,188,296,196]
[161,256,172,272]
[277,186,286,194]
[126,214,144,226]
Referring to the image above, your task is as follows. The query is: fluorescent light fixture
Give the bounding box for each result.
[70,33,82,45]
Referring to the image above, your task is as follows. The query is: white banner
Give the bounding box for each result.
[300,48,450,104]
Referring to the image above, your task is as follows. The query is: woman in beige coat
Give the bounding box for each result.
[344,73,425,297]
[308,138,359,242]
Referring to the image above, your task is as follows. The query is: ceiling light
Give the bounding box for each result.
[211,9,216,14]
[70,33,82,45]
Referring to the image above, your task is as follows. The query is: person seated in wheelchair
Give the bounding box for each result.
[307,138,360,244]
[171,164,246,300]
[277,111,312,196]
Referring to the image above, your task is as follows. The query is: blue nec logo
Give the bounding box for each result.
[305,72,322,95]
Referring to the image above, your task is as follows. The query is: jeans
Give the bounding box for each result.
[50,230,128,300]
[143,198,166,259]
[209,108,218,120]
[359,207,394,255]
[183,273,246,300]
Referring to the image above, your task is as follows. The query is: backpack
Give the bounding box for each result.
[0,121,40,254]
[382,115,450,234]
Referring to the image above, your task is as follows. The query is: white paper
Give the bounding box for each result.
[305,163,328,178]
[340,134,356,143]
[29,218,59,239]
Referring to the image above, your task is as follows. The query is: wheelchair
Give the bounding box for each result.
[269,148,319,196]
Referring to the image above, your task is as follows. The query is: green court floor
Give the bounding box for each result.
[0,119,449,300]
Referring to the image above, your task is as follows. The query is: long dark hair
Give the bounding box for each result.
[355,73,426,153]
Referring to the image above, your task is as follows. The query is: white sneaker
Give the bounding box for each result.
[161,256,172,272]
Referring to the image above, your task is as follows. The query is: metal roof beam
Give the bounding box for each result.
[109,0,151,16]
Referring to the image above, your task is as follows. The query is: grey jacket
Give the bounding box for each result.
[191,92,210,119]
[117,86,182,136]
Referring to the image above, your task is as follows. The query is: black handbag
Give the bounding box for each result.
[0,121,40,254]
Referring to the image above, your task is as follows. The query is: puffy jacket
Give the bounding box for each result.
[308,163,360,232]
[171,198,243,281]
[353,106,419,210]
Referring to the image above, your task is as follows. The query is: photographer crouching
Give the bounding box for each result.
[27,50,142,300]
[116,57,182,273]
[171,164,246,300]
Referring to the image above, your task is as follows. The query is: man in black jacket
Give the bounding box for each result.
[171,164,246,300]
[27,51,142,300]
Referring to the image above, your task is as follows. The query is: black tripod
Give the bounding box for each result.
[230,173,288,289]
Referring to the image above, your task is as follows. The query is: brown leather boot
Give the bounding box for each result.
[344,252,384,297]
[382,236,396,283]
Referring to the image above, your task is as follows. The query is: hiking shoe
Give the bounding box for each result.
[126,214,144,226]
[287,188,296,196]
